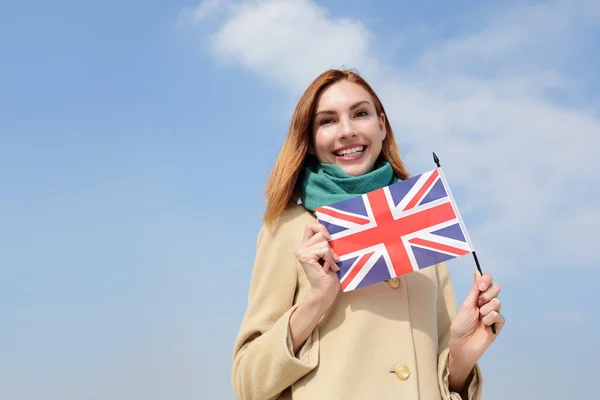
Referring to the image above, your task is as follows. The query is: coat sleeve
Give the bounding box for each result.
[435,262,483,400]
[231,219,319,400]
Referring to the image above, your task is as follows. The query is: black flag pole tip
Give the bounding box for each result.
[433,152,441,168]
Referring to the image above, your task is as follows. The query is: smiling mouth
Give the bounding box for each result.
[333,145,366,158]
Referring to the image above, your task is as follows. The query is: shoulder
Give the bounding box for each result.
[283,203,316,229]
[282,204,316,243]
[257,204,315,247]
[265,203,315,234]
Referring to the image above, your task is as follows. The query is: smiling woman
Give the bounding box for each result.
[231,69,504,400]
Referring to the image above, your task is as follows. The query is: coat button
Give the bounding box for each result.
[387,277,400,288]
[394,364,410,380]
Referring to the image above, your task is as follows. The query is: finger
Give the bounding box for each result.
[303,223,331,242]
[478,282,501,307]
[317,249,338,271]
[304,231,326,247]
[315,259,336,275]
[478,273,493,292]
[479,298,501,317]
[323,252,339,273]
[494,313,506,331]
[320,258,331,272]
[326,250,340,272]
[315,242,339,273]
[464,270,483,306]
[482,311,504,331]
[296,241,328,265]
[303,223,320,242]
[482,311,498,326]
[304,226,335,247]
[312,242,333,264]
[331,250,340,262]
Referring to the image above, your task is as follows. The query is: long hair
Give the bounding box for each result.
[263,69,410,227]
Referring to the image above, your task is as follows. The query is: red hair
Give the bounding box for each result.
[263,69,410,227]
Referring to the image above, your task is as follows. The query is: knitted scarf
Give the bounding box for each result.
[299,158,398,211]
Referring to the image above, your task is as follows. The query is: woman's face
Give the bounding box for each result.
[311,80,386,176]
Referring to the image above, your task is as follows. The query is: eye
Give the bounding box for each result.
[355,110,369,118]
[319,118,334,126]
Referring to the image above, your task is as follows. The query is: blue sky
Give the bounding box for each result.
[1,0,599,399]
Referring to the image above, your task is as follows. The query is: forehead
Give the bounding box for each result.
[315,80,373,110]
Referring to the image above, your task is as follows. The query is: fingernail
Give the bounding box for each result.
[479,282,486,291]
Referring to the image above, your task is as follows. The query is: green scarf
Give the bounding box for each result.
[299,158,398,211]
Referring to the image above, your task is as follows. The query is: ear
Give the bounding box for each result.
[307,142,315,155]
[379,112,387,141]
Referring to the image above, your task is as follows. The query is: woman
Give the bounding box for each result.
[231,69,504,400]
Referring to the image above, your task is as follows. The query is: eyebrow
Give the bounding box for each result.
[314,100,371,117]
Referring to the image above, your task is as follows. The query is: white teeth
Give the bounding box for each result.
[335,146,364,156]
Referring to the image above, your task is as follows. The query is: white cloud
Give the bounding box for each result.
[203,0,378,90]
[188,0,600,273]
[412,0,600,75]
[194,0,232,21]
[175,0,232,27]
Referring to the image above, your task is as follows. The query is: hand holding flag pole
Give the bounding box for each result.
[432,152,496,335]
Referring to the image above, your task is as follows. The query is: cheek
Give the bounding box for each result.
[313,131,334,156]
[368,123,385,143]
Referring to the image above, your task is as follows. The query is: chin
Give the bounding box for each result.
[329,148,377,176]
[338,163,372,176]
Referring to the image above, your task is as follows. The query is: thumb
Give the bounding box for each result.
[464,270,482,306]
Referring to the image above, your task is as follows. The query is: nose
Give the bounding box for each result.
[338,117,358,139]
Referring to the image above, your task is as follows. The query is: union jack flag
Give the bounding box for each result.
[315,168,474,292]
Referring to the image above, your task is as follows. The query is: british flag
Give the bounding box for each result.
[315,168,474,292]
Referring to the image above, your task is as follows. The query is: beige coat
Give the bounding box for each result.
[232,204,483,400]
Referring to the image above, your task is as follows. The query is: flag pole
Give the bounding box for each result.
[433,152,496,334]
